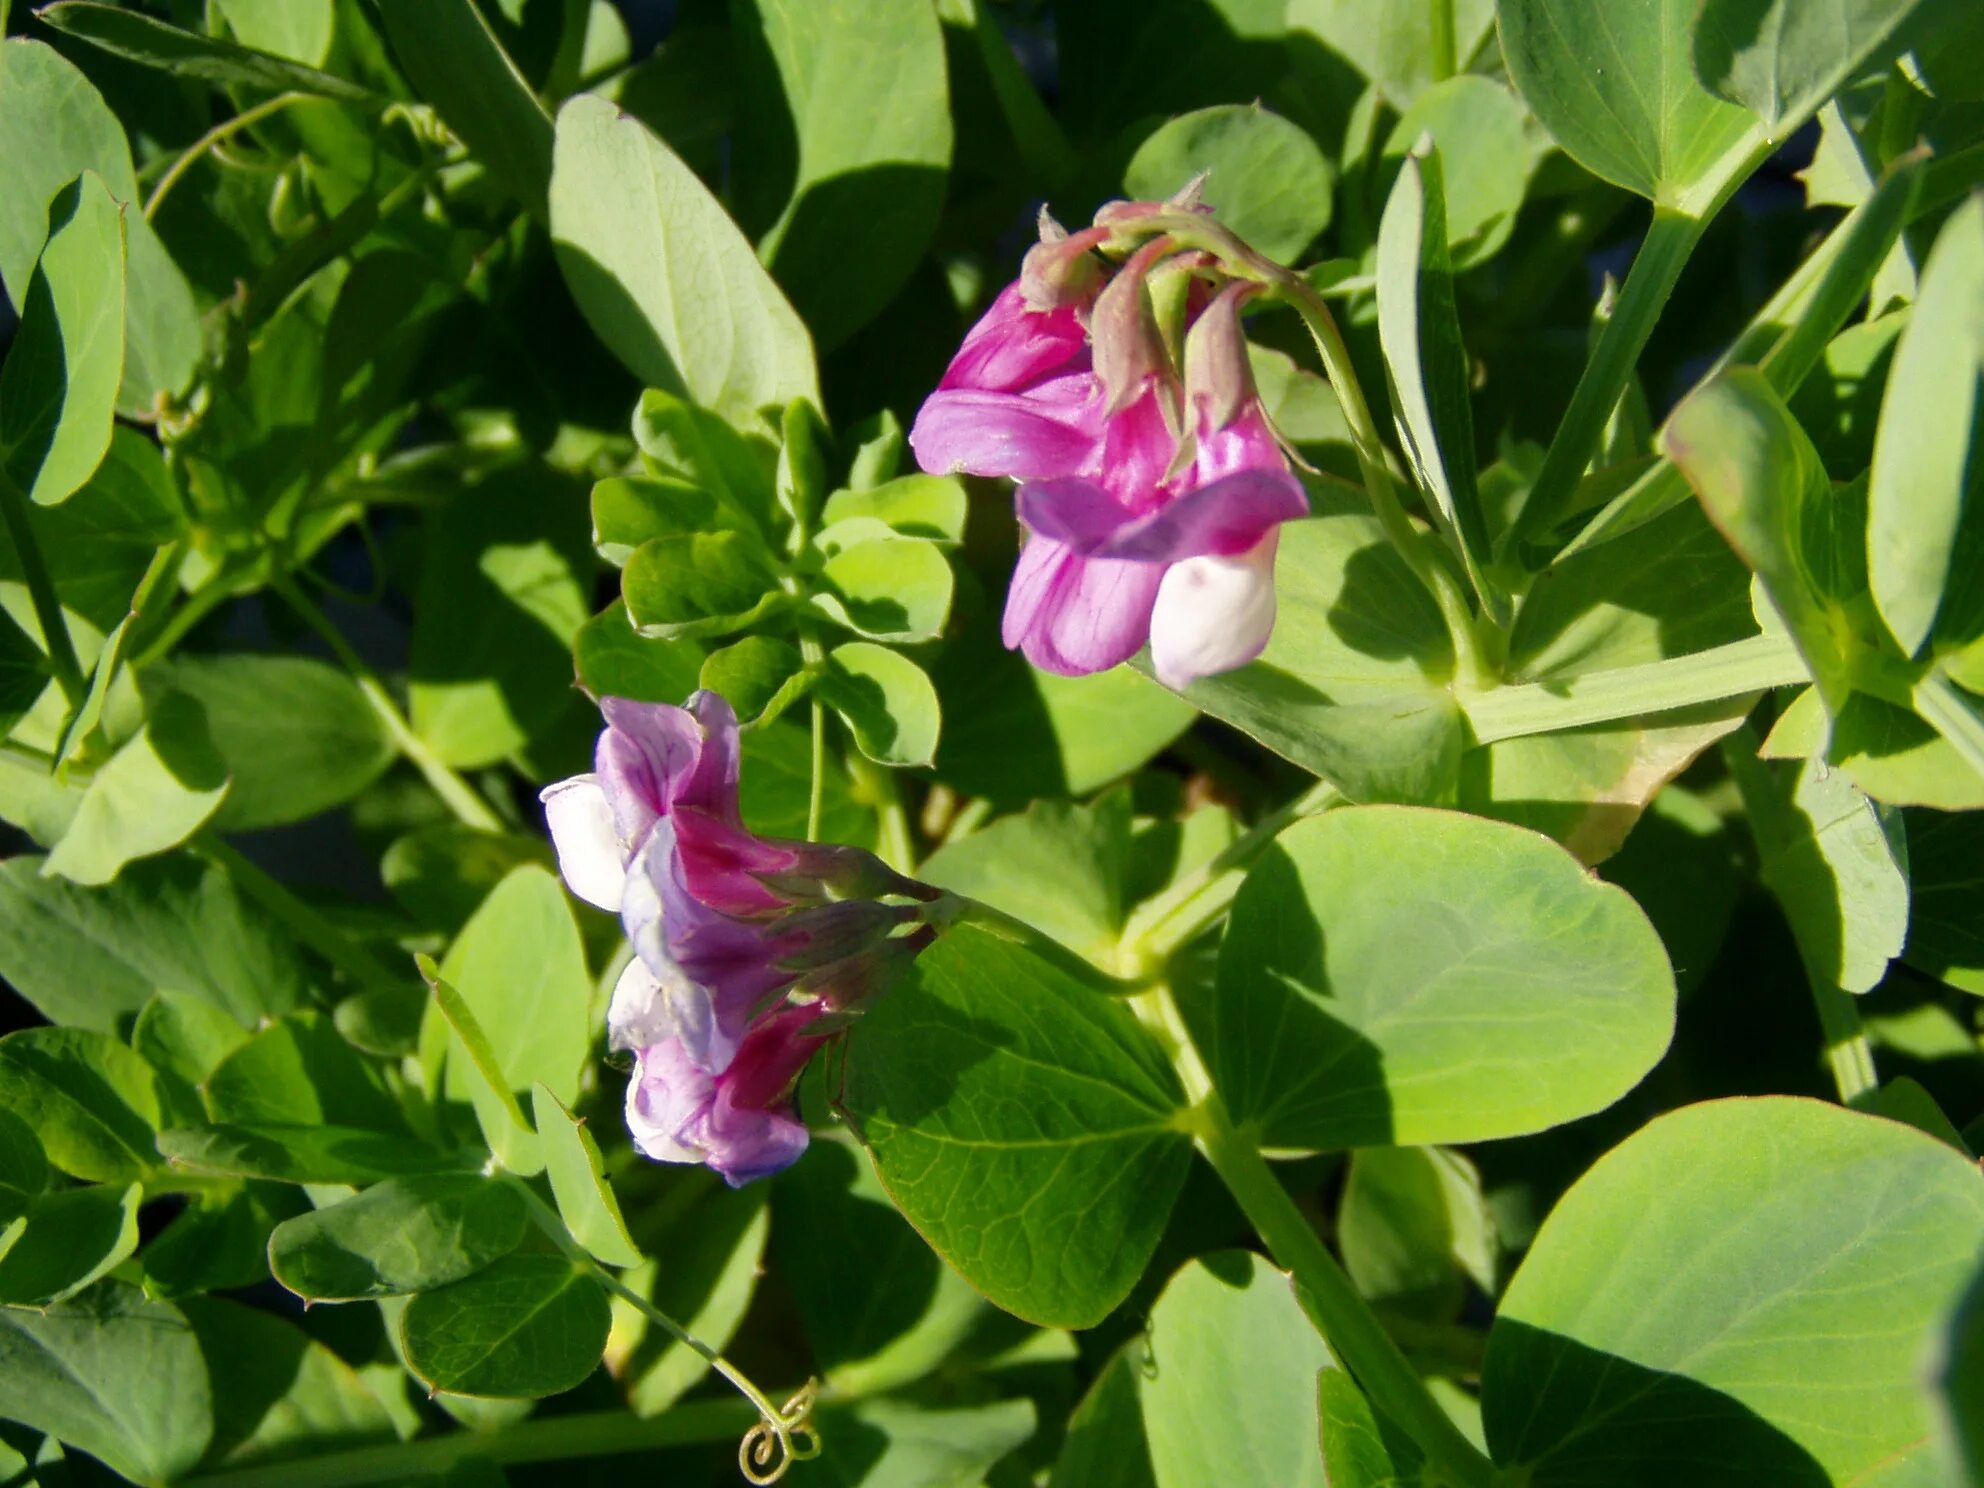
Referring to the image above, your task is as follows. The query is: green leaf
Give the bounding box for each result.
[0,607,48,736]
[550,94,819,432]
[1497,0,1758,208]
[139,654,395,831]
[617,1183,769,1413]
[532,1085,641,1270]
[1172,516,1463,804]
[205,1012,406,1131]
[0,1281,212,1487]
[730,0,952,349]
[933,635,1195,807]
[400,1254,611,1399]
[1934,1253,1984,1485]
[918,793,1132,968]
[270,1174,528,1301]
[431,865,590,1153]
[1286,0,1495,106]
[1737,753,1909,994]
[1338,1146,1496,1323]
[630,387,780,530]
[0,172,124,508]
[821,474,966,543]
[1199,807,1675,1149]
[776,397,830,535]
[182,1296,399,1468]
[1318,1367,1412,1487]
[1377,77,1530,264]
[0,1106,49,1204]
[590,473,727,566]
[140,1181,305,1299]
[39,2,373,101]
[211,0,333,65]
[0,39,133,303]
[1138,1252,1338,1488]
[1123,104,1333,263]
[700,634,812,726]
[574,600,704,708]
[820,641,940,767]
[771,1137,984,1396]
[1874,1075,1972,1154]
[622,530,784,641]
[1483,1098,1984,1484]
[1692,0,1928,134]
[1904,807,1984,994]
[42,690,230,886]
[423,959,541,1176]
[0,853,308,1032]
[157,1123,462,1185]
[1867,196,1983,656]
[0,1181,140,1305]
[0,1028,162,1182]
[811,534,954,642]
[411,463,593,769]
[1376,141,1499,622]
[1052,1345,1157,1488]
[374,0,551,218]
[841,924,1192,1328]
[811,1398,1038,1487]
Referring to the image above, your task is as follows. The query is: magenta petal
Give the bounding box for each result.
[1002,535,1163,676]
[938,283,1089,393]
[671,807,796,916]
[1020,468,1308,562]
[909,382,1102,482]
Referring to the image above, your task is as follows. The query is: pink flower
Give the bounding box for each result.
[624,1002,828,1187]
[540,692,935,1183]
[910,218,1307,689]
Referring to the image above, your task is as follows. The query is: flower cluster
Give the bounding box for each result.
[542,694,933,1185]
[910,198,1310,689]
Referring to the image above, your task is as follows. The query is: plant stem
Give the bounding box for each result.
[145,91,309,220]
[1137,981,1493,1488]
[1277,285,1488,686]
[1507,207,1704,557]
[1915,671,1984,781]
[1458,632,1809,744]
[798,631,828,842]
[178,1400,762,1488]
[1427,0,1457,80]
[271,574,503,832]
[1810,976,1879,1110]
[0,468,85,703]
[1120,779,1341,964]
[513,1183,819,1482]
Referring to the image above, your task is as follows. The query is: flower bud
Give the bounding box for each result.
[1183,281,1262,432]
[1090,238,1177,414]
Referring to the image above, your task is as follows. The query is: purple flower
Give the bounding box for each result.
[624,1001,829,1187]
[910,212,1308,689]
[541,692,936,1184]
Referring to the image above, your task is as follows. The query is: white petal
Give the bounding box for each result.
[1148,535,1279,690]
[622,1048,705,1165]
[540,775,626,910]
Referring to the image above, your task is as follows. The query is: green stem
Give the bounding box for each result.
[512,1184,819,1481]
[271,574,503,832]
[1508,207,1704,557]
[1277,284,1487,686]
[1458,632,1808,745]
[1136,982,1490,1488]
[145,91,309,220]
[178,1400,761,1488]
[1120,779,1341,965]
[1810,977,1879,1110]
[193,837,407,994]
[799,631,827,842]
[1427,0,1457,80]
[1915,670,1984,781]
[0,468,85,703]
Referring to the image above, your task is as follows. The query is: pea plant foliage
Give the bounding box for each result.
[1,0,1983,1484]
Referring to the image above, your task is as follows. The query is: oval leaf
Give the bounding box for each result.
[401,1254,611,1399]
[1484,1097,1984,1484]
[1199,806,1675,1149]
[270,1174,528,1301]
